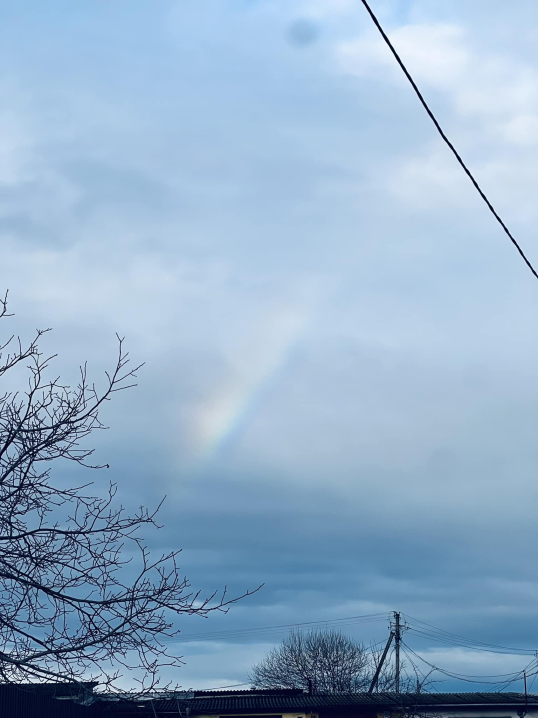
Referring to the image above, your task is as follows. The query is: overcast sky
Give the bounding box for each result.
[2,0,538,692]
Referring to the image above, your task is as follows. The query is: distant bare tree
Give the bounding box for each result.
[250,629,405,693]
[0,294,257,691]
[368,642,413,693]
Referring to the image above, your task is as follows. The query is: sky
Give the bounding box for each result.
[2,0,538,693]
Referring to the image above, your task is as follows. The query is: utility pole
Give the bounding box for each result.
[394,611,401,693]
[517,671,528,718]
[368,630,394,693]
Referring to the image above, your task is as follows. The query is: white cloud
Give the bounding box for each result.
[335,14,538,221]
[338,23,469,88]
[0,86,36,186]
[501,113,538,146]
[383,144,474,210]
[337,16,538,126]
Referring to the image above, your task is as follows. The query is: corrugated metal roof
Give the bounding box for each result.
[192,691,304,697]
[99,692,538,713]
[0,685,93,718]
[11,682,97,697]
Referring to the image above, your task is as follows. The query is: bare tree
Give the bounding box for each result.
[0,294,257,691]
[250,629,403,693]
[368,642,413,693]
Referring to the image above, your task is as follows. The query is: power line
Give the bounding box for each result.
[401,643,442,693]
[169,605,538,693]
[401,643,538,693]
[493,658,538,692]
[402,641,538,687]
[172,612,389,643]
[358,0,538,281]
[176,609,538,693]
[406,627,536,656]
[174,614,388,643]
[403,614,538,655]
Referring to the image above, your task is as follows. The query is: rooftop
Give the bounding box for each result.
[98,691,538,713]
[2,682,97,698]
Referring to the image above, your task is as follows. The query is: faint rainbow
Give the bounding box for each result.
[192,308,308,466]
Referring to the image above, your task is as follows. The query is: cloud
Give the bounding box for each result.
[334,10,538,235]
[336,12,538,129]
[1,0,538,690]
[339,23,469,88]
[503,113,538,146]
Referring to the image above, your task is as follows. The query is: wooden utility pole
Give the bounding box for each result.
[394,611,402,693]
[368,630,394,693]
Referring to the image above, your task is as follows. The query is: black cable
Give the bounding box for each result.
[402,642,538,685]
[359,0,538,281]
[401,644,442,693]
[404,614,522,649]
[489,658,538,693]
[173,612,389,643]
[406,627,535,655]
[407,625,537,655]
[174,617,387,642]
[404,614,538,654]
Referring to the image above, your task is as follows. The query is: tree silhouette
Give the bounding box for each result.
[0,294,256,691]
[250,629,404,693]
